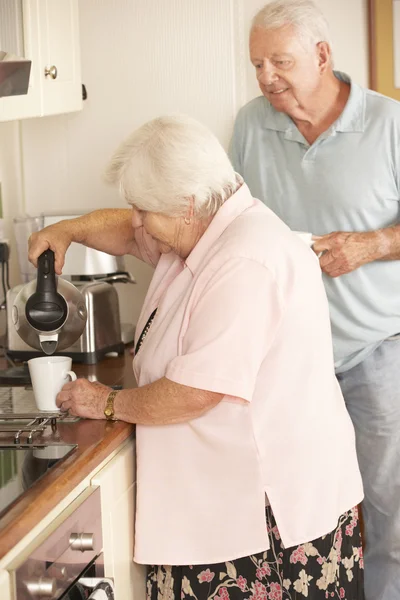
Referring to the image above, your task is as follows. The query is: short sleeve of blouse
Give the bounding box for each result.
[165,257,283,401]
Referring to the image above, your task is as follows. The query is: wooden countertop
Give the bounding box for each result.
[0,347,137,561]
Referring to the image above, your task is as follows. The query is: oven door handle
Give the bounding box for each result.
[79,578,114,599]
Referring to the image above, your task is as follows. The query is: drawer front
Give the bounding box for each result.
[15,486,102,600]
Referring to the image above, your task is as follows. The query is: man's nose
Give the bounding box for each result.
[257,64,279,86]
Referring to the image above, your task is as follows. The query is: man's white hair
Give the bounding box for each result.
[105,114,239,218]
[252,0,333,56]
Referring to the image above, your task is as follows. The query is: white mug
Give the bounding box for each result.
[28,356,77,412]
[292,230,314,247]
[292,230,324,258]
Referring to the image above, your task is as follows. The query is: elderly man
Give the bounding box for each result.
[229,1,400,599]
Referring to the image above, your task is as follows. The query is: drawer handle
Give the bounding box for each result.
[44,65,58,79]
[25,577,56,596]
[69,532,95,551]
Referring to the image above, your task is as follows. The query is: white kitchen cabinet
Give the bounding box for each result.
[0,1,41,121]
[0,569,12,600]
[36,0,82,116]
[0,0,82,122]
[91,436,146,600]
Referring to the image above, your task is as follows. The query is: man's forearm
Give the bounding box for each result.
[376,224,400,260]
[68,209,136,256]
[113,377,223,425]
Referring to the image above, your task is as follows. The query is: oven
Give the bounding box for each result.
[0,388,115,599]
[12,487,114,600]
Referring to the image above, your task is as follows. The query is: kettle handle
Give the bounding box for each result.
[25,249,68,334]
[36,250,57,294]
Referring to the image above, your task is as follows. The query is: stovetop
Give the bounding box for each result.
[0,387,78,517]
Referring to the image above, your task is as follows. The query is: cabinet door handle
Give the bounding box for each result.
[44,65,58,79]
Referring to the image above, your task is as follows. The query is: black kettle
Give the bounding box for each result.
[12,250,87,354]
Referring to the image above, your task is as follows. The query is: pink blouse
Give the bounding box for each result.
[131,184,363,565]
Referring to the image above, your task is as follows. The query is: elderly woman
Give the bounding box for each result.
[29,115,364,600]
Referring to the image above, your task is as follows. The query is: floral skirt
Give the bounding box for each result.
[147,505,364,600]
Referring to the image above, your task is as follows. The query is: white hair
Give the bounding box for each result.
[252,0,333,57]
[105,114,239,218]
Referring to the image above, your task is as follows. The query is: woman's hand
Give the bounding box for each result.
[56,378,111,419]
[28,223,73,275]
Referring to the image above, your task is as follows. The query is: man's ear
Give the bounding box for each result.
[317,41,331,73]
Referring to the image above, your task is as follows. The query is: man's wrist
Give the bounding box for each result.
[375,226,400,260]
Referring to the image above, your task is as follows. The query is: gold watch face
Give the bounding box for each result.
[104,407,113,417]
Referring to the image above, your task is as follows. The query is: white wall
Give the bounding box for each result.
[0,0,369,326]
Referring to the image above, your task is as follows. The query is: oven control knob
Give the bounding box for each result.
[25,577,56,596]
[47,564,68,580]
[69,532,95,551]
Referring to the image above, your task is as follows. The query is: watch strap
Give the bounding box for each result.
[104,389,119,420]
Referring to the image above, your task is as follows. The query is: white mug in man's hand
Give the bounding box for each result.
[292,230,315,247]
[28,355,77,412]
[292,231,323,257]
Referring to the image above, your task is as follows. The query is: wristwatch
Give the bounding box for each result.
[104,390,119,420]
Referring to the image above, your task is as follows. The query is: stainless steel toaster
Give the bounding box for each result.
[7,280,124,364]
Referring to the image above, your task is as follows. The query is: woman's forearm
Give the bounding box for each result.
[68,209,137,256]
[29,208,140,275]
[113,377,223,425]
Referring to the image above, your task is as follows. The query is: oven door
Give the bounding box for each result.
[14,487,112,600]
[60,561,115,600]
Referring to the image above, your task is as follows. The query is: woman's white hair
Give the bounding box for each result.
[252,0,333,57]
[105,114,239,218]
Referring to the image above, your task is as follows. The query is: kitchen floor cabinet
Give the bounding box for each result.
[0,0,82,122]
[0,437,144,600]
[0,569,12,600]
[92,437,146,600]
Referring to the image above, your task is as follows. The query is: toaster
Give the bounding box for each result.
[7,280,124,364]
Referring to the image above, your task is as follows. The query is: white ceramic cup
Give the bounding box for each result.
[292,230,314,247]
[292,230,324,258]
[28,356,77,412]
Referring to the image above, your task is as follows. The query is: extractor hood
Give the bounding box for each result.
[0,51,31,98]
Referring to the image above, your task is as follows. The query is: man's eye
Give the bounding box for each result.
[275,60,290,66]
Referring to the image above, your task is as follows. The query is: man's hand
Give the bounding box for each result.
[56,378,111,419]
[312,231,383,277]
[28,223,73,275]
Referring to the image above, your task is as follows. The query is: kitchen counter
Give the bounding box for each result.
[0,347,137,561]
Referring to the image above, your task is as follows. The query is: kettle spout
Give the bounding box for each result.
[39,333,59,355]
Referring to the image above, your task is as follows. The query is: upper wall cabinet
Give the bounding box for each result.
[0,0,82,122]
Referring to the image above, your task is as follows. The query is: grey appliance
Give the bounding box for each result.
[7,279,125,364]
[12,250,88,356]
[8,214,135,363]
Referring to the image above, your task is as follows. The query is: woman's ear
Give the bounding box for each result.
[185,198,195,222]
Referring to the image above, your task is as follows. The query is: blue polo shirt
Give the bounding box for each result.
[230,71,400,372]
